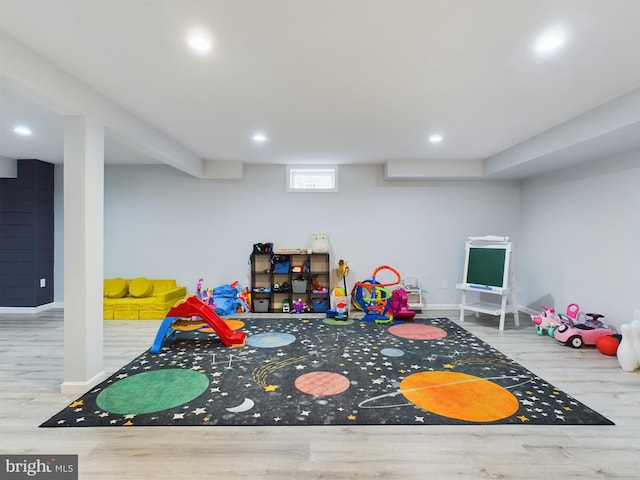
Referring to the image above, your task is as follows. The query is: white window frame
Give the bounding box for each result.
[286,165,339,193]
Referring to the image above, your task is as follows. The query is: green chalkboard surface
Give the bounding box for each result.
[465,247,507,288]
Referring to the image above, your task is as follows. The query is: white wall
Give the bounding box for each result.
[0,156,17,177]
[54,164,522,307]
[51,152,640,328]
[519,148,640,328]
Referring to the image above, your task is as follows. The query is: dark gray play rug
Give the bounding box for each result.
[41,316,613,427]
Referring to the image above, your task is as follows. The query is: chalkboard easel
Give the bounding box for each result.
[456,236,520,330]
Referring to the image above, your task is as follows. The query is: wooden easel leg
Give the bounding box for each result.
[499,294,508,330]
[511,290,520,327]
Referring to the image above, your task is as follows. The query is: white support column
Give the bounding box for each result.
[61,116,106,395]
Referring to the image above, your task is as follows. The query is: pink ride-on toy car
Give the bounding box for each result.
[553,313,616,348]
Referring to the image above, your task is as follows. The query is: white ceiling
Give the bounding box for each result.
[2,0,640,180]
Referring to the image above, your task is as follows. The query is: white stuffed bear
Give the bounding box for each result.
[310,233,331,253]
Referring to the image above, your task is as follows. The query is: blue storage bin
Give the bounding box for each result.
[271,255,290,274]
[312,298,329,312]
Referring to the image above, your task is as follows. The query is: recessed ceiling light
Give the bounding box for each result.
[252,133,268,143]
[13,125,32,136]
[186,27,212,53]
[429,133,443,143]
[535,29,566,53]
[188,36,211,52]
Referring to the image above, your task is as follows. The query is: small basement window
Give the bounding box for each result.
[286,165,338,192]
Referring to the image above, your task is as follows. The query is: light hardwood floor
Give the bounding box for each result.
[1,309,639,479]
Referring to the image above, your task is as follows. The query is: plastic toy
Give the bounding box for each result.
[237,287,251,312]
[596,334,621,356]
[401,277,425,309]
[253,242,273,254]
[311,275,328,293]
[291,298,306,313]
[553,313,616,348]
[335,298,349,320]
[565,303,591,325]
[150,295,246,352]
[352,265,401,323]
[387,288,416,320]
[196,278,216,307]
[530,305,563,337]
[197,279,250,315]
[566,303,581,319]
[337,259,350,294]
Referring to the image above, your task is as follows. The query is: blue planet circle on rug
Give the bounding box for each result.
[246,332,296,348]
[96,369,209,415]
[380,347,405,357]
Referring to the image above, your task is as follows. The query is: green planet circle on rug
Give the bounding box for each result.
[96,369,210,415]
[323,318,355,326]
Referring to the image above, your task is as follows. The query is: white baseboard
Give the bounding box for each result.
[0,302,63,314]
[519,306,538,316]
[60,370,107,396]
[423,303,460,311]
[421,304,533,313]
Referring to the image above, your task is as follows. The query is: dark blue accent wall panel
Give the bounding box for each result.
[0,159,54,307]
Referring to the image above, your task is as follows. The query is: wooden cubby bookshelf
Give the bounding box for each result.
[250,252,330,313]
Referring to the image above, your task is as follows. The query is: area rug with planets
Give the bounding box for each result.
[40,316,613,427]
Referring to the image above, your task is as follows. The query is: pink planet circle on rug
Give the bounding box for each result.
[388,323,447,340]
[295,371,350,396]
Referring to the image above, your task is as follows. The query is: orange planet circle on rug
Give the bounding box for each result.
[388,323,447,340]
[399,371,519,422]
[199,319,245,333]
[223,319,245,330]
[295,371,350,396]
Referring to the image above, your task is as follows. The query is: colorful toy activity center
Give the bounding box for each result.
[351,265,416,324]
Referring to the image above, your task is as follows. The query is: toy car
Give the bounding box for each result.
[553,314,616,348]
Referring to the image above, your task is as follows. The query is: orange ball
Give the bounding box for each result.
[596,335,620,356]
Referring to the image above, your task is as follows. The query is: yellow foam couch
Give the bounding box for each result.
[103,277,187,320]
